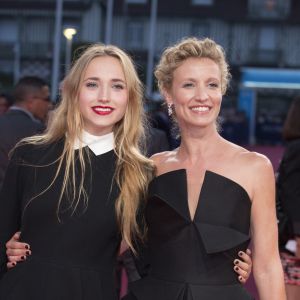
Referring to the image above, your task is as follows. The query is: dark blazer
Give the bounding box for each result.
[276,139,300,235]
[0,109,44,189]
[145,127,170,157]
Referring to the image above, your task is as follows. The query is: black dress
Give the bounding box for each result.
[277,139,300,235]
[0,141,121,300]
[125,169,253,300]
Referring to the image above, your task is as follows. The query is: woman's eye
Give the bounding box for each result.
[112,84,125,90]
[86,82,97,88]
[182,82,194,88]
[209,82,219,88]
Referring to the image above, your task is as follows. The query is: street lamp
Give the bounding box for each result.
[63,27,77,74]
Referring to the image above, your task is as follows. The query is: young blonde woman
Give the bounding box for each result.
[123,37,285,300]
[0,44,153,300]
[2,42,253,299]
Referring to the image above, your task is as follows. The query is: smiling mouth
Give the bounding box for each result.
[92,106,114,115]
[190,106,210,112]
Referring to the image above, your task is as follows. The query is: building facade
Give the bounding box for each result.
[0,0,106,89]
[0,0,299,143]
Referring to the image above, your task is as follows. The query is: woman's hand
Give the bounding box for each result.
[6,232,31,269]
[233,248,252,283]
[6,233,253,284]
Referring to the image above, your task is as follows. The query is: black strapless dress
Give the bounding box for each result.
[125,169,254,300]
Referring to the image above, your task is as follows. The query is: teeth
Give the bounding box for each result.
[191,106,209,112]
[94,107,112,112]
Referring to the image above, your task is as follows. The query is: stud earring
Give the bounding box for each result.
[167,103,173,116]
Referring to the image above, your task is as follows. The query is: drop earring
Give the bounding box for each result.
[167,103,173,116]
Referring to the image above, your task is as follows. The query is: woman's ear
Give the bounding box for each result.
[162,89,172,105]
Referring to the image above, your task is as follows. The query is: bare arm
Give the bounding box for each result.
[251,156,286,300]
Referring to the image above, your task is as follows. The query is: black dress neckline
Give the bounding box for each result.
[151,169,251,222]
[127,167,253,299]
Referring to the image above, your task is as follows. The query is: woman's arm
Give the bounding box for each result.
[250,155,286,300]
[6,231,254,283]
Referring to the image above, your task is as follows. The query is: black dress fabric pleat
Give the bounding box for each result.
[125,169,254,300]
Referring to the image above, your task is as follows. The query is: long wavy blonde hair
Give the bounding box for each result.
[20,44,154,251]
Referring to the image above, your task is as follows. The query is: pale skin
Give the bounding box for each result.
[5,56,253,284]
[78,55,128,135]
[154,57,285,299]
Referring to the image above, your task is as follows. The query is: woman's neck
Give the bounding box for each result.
[177,126,222,163]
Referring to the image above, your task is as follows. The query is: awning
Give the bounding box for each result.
[241,68,300,89]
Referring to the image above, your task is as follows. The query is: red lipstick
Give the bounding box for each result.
[92,106,114,116]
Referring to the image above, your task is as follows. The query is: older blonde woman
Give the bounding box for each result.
[124,37,285,300]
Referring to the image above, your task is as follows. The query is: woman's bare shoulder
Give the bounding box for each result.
[224,141,272,170]
[230,146,274,183]
[150,149,179,175]
[150,150,177,164]
[219,140,272,178]
[223,143,274,199]
[239,148,272,171]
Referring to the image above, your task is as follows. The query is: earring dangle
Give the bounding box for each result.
[167,103,173,116]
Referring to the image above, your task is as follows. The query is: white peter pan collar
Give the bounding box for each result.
[74,130,115,156]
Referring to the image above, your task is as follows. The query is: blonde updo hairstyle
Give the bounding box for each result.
[155,37,231,95]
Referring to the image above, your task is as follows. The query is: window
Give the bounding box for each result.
[127,21,144,49]
[259,27,276,50]
[192,0,214,6]
[248,0,291,19]
[253,27,280,64]
[126,0,147,4]
[0,21,18,42]
[191,23,209,38]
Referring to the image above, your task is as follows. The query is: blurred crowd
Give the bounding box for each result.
[0,76,52,189]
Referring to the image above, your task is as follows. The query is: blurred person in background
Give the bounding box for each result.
[0,76,51,189]
[148,99,180,150]
[145,126,170,157]
[276,96,300,300]
[144,99,170,157]
[0,93,13,115]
